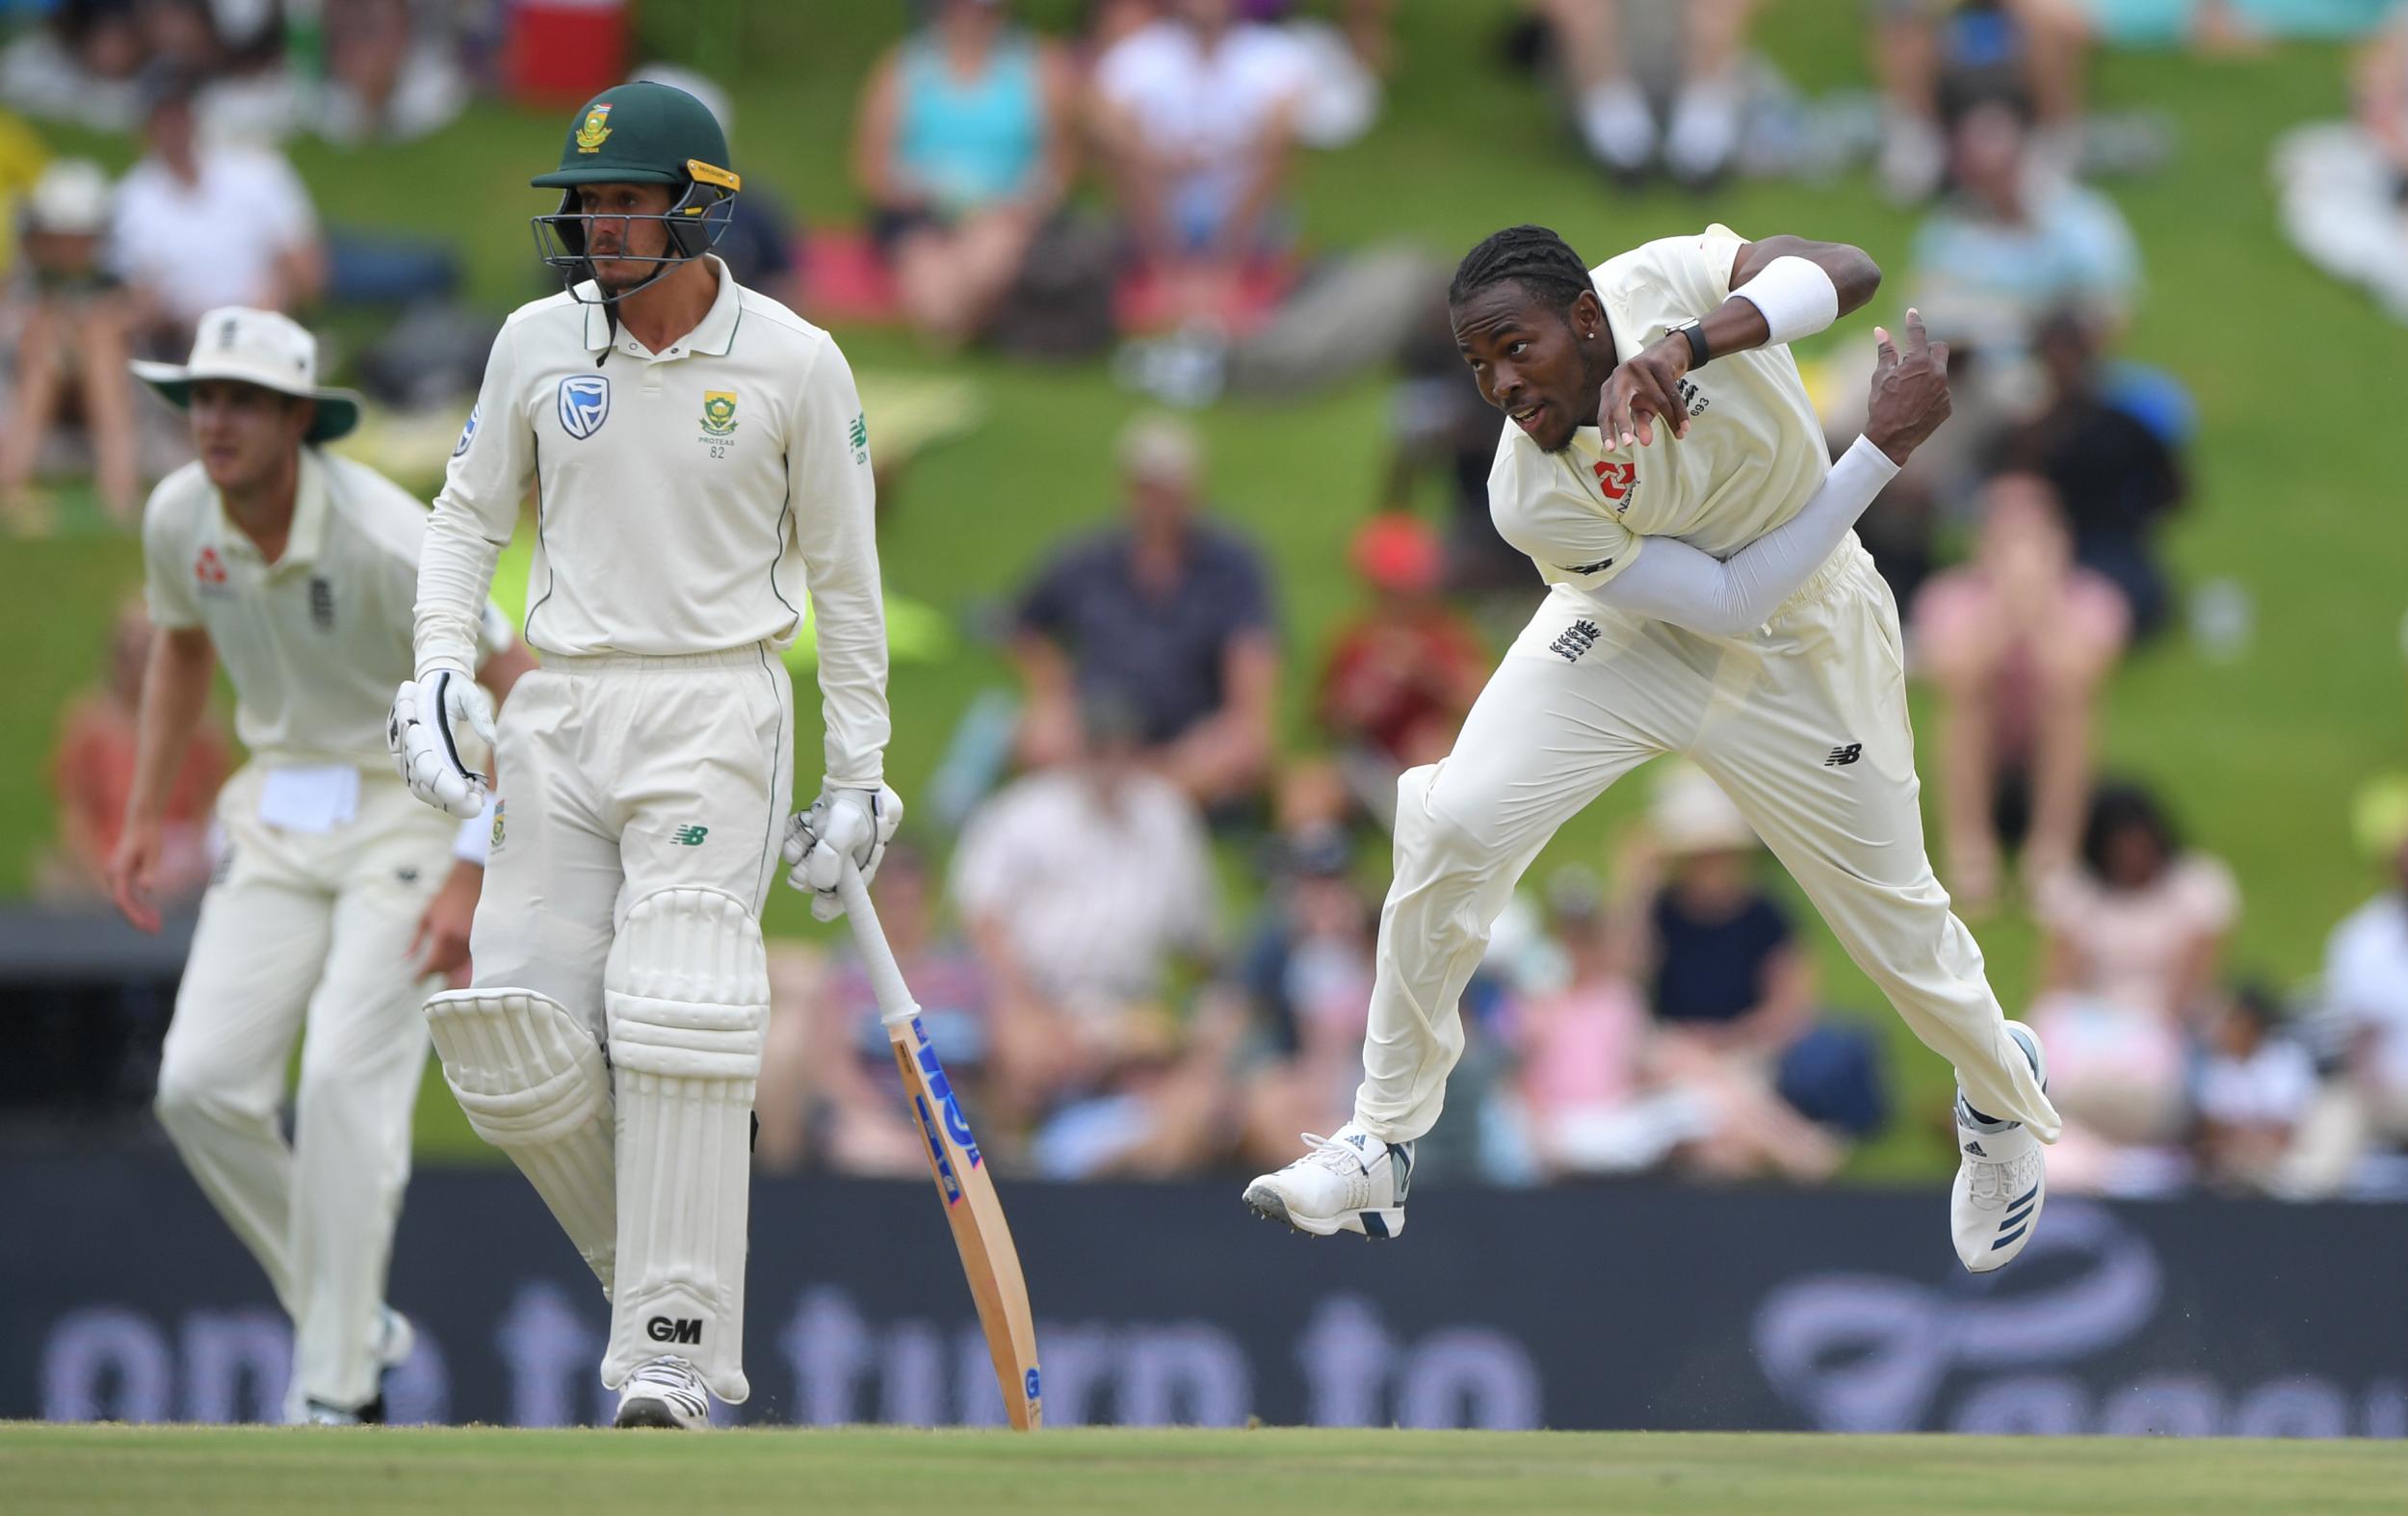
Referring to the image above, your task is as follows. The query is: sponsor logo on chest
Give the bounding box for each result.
[557,375,610,440]
[1590,458,1639,515]
[193,545,234,598]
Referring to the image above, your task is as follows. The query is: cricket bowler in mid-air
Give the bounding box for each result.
[388,81,896,1428]
[1245,224,2061,1270]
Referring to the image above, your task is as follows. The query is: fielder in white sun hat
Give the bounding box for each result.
[129,306,362,444]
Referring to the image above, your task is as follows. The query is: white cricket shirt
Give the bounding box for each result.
[416,255,889,789]
[142,449,512,769]
[1488,224,1832,598]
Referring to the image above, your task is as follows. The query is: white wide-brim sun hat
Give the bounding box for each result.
[130,305,362,444]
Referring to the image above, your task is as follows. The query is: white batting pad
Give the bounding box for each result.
[600,887,769,1402]
[425,987,617,1293]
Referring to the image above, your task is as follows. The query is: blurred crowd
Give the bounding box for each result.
[10,0,2408,1199]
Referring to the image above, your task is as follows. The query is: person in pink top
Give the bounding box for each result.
[2030,782,2238,1167]
[1912,470,2129,914]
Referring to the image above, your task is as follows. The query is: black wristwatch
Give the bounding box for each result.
[1667,316,1710,368]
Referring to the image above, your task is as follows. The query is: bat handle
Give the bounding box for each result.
[836,862,922,1032]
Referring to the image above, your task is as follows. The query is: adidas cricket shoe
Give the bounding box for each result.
[615,1356,712,1430]
[1243,1122,1411,1239]
[1951,1021,2048,1273]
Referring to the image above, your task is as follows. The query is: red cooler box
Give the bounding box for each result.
[504,0,631,106]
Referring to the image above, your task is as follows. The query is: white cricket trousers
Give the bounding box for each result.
[468,645,794,1398]
[1354,538,2062,1146]
[153,765,450,1417]
[468,646,794,1050]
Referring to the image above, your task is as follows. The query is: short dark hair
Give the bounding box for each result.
[1449,224,1593,315]
[2081,781,2181,883]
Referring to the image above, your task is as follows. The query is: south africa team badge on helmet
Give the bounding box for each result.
[573,103,614,154]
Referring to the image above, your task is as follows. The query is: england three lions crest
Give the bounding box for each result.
[558,375,610,440]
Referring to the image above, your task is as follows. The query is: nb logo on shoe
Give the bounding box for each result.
[1824,744,1863,767]
[1549,618,1602,663]
[646,1316,702,1345]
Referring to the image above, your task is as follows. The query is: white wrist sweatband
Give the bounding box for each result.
[1734,255,1841,347]
[453,807,490,867]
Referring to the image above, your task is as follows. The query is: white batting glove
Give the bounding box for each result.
[781,782,902,922]
[388,668,495,819]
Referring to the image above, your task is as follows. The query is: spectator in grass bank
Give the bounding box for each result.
[2192,982,2318,1194]
[109,70,323,352]
[1908,96,2140,364]
[1911,470,2128,913]
[952,694,1241,1177]
[2283,804,2408,1196]
[1235,815,1378,1173]
[1532,0,1761,187]
[37,599,228,907]
[1014,413,1278,811]
[2010,310,2186,638]
[1606,766,1889,1179]
[1090,0,1309,329]
[1,159,144,530]
[2029,781,2238,1187]
[2274,3,2408,325]
[1873,1,2095,202]
[853,0,1077,348]
[1315,513,1489,826]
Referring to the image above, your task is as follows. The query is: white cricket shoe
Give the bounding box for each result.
[376,1307,414,1375]
[1951,1022,2049,1273]
[293,1307,412,1425]
[615,1356,712,1429]
[1243,1122,1412,1239]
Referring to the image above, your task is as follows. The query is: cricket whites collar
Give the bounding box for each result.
[580,253,742,361]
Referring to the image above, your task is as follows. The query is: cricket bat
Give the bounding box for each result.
[837,863,1042,1430]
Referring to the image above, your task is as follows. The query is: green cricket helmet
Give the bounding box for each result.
[529,80,741,303]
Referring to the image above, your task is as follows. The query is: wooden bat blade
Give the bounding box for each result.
[891,1016,1043,1430]
[840,863,1041,1430]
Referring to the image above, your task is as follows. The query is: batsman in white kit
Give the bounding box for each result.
[1245,224,2062,1270]
[388,82,895,1429]
[109,307,531,1423]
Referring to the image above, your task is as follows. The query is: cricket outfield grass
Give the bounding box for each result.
[3,1425,2402,1515]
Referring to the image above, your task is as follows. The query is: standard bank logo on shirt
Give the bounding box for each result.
[558,376,610,440]
[453,403,480,458]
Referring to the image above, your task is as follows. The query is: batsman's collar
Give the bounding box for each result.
[581,253,741,358]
